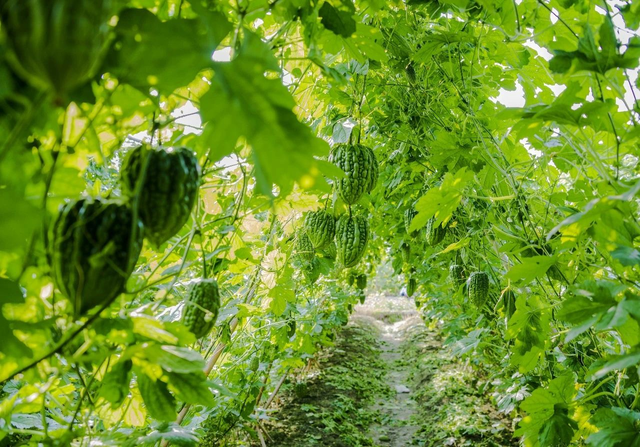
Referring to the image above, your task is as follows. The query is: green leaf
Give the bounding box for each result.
[412,31,473,63]
[236,303,261,318]
[319,1,356,38]
[505,256,556,285]
[268,285,294,316]
[611,246,640,266]
[350,23,389,62]
[132,316,180,345]
[136,373,177,422]
[99,359,133,408]
[599,15,619,69]
[0,278,23,305]
[0,188,40,252]
[165,372,216,407]
[591,348,640,380]
[506,295,550,373]
[332,121,353,143]
[558,282,618,325]
[200,33,331,196]
[106,8,231,94]
[142,345,205,374]
[136,423,199,446]
[549,51,574,74]
[548,24,640,75]
[440,0,469,8]
[0,314,32,359]
[587,407,640,447]
[411,167,474,231]
[437,237,470,255]
[516,375,577,444]
[538,404,578,447]
[10,413,61,430]
[557,281,640,341]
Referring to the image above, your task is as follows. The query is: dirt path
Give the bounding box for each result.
[353,295,423,446]
[258,295,515,447]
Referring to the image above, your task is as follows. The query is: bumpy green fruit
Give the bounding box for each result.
[363,145,379,193]
[1,0,112,95]
[50,198,143,315]
[329,144,378,204]
[401,242,411,263]
[404,208,419,238]
[294,382,309,398]
[336,214,369,268]
[407,277,417,297]
[449,264,466,287]
[287,319,296,338]
[182,279,220,339]
[249,356,260,372]
[294,231,315,264]
[320,240,337,259]
[425,218,447,246]
[501,289,517,320]
[468,272,490,308]
[121,145,201,247]
[356,274,367,290]
[405,63,416,83]
[304,210,335,249]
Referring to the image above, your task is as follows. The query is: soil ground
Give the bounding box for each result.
[260,295,516,446]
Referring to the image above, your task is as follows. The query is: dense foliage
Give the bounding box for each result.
[1,0,640,445]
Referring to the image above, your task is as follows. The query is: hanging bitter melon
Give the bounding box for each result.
[50,197,143,316]
[468,272,490,308]
[182,279,221,339]
[304,209,336,249]
[320,240,337,259]
[121,145,201,247]
[425,217,447,246]
[407,277,417,297]
[329,144,378,205]
[404,208,419,238]
[1,0,112,95]
[293,231,315,265]
[449,264,466,287]
[500,288,517,320]
[335,214,369,268]
[401,242,411,263]
[355,274,367,290]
